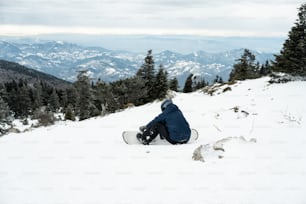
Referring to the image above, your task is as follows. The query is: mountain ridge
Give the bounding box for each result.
[0,59,71,88]
[0,40,275,86]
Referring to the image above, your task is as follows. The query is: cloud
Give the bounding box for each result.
[0,0,304,36]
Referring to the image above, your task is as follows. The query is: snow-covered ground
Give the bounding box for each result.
[0,77,306,204]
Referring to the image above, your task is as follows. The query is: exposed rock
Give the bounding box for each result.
[192,136,256,162]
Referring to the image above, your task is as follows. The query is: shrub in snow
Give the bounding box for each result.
[7,127,20,134]
[33,107,56,126]
[22,118,29,126]
[201,81,235,96]
[269,72,306,84]
[222,86,232,92]
[37,112,56,126]
[65,104,76,121]
[0,125,7,136]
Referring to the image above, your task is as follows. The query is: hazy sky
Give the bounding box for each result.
[0,0,304,36]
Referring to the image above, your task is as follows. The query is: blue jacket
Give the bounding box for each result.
[146,103,191,142]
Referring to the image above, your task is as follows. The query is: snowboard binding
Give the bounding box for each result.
[136,132,149,145]
[136,126,156,145]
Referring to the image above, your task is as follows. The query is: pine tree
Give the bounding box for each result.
[74,70,99,120]
[214,75,224,84]
[94,79,118,113]
[58,89,68,110]
[137,50,156,102]
[97,80,120,113]
[64,104,75,121]
[259,60,272,76]
[0,96,10,124]
[272,3,306,76]
[123,76,147,106]
[0,83,8,103]
[15,80,31,117]
[30,83,43,111]
[92,79,106,112]
[0,84,10,126]
[88,103,100,117]
[110,79,128,108]
[229,49,260,81]
[194,77,208,90]
[48,88,60,112]
[66,87,78,111]
[169,78,179,92]
[183,74,194,93]
[154,65,169,99]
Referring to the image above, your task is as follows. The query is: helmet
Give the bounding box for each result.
[161,99,173,111]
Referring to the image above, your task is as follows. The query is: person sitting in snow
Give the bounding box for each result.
[137,99,191,145]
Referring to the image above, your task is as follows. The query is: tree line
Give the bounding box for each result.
[0,50,179,131]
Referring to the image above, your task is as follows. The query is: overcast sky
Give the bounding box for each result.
[0,0,304,36]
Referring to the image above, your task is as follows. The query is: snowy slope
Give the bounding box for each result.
[0,77,306,204]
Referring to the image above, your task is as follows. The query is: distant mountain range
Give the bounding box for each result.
[0,40,275,87]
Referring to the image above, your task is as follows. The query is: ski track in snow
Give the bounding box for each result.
[0,77,306,204]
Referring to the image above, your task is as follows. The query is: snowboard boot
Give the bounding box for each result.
[136,132,144,144]
[137,129,157,145]
[136,132,150,145]
[139,126,146,132]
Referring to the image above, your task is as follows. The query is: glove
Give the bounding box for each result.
[139,125,146,132]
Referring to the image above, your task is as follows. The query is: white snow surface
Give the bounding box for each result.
[1,77,306,204]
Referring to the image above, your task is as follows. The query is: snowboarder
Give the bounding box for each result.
[137,99,191,145]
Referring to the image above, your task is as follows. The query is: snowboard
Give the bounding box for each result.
[122,129,199,145]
